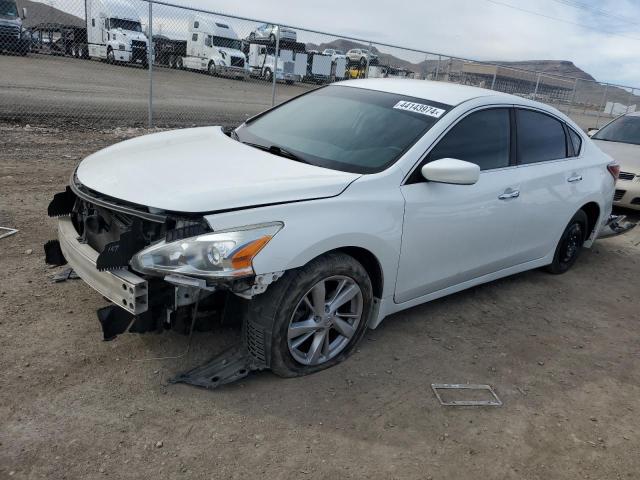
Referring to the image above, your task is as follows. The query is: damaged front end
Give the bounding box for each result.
[45,175,284,389]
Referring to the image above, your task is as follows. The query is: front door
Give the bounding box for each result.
[395,107,524,303]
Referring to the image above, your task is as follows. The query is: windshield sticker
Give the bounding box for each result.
[393,101,446,118]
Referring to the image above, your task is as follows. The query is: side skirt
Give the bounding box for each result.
[370,255,553,329]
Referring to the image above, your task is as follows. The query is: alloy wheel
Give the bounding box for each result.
[287,275,363,366]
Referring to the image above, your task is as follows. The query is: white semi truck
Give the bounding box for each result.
[86,0,149,67]
[176,15,248,79]
[246,39,307,84]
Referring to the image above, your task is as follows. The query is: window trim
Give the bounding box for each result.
[513,106,577,166]
[404,105,516,185]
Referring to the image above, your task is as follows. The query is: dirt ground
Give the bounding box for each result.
[1,122,639,480]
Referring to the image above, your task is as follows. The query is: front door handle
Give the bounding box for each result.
[568,174,583,183]
[498,190,520,200]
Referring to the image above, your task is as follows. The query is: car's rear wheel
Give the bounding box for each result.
[249,252,373,377]
[546,210,588,274]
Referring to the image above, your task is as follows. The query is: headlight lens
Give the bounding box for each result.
[130,222,282,279]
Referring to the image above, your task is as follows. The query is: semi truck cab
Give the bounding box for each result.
[0,0,29,55]
[181,16,248,79]
[86,0,148,67]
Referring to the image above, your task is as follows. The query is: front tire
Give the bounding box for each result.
[106,47,115,64]
[249,252,373,378]
[545,210,588,274]
[208,60,216,76]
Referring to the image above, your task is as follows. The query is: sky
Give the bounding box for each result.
[41,0,640,86]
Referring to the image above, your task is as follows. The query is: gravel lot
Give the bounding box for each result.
[1,123,639,479]
[0,53,610,131]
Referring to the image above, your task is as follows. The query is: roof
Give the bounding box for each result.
[339,78,521,106]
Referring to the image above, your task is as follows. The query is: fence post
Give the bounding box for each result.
[533,73,541,100]
[566,77,578,115]
[596,83,609,128]
[147,0,153,128]
[435,55,441,81]
[490,69,497,90]
[625,88,634,114]
[271,26,280,106]
[421,53,427,80]
[365,41,372,78]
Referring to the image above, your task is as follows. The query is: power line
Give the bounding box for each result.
[549,0,640,28]
[482,0,640,41]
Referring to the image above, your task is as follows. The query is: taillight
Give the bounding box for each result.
[607,163,620,180]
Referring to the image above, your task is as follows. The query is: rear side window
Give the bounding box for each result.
[516,109,567,164]
[568,128,582,156]
[429,108,511,170]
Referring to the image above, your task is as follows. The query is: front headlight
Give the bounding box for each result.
[131,222,282,279]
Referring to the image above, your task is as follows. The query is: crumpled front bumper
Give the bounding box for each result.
[57,216,148,315]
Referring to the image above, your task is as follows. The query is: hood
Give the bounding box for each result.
[76,127,360,213]
[114,29,148,44]
[592,140,640,174]
[217,46,244,59]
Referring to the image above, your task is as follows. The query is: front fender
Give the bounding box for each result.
[204,171,405,299]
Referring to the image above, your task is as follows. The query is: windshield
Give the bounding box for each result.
[212,35,242,51]
[235,86,451,174]
[0,0,18,17]
[109,18,142,32]
[593,115,640,145]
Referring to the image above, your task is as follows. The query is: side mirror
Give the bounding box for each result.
[587,128,599,137]
[21,7,27,18]
[421,158,480,185]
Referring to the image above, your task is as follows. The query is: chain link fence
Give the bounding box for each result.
[1,0,638,131]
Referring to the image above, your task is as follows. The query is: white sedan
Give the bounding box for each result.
[46,79,617,387]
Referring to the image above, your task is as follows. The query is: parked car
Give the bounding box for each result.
[589,112,640,210]
[249,23,296,43]
[46,79,618,388]
[346,48,378,65]
[322,48,346,63]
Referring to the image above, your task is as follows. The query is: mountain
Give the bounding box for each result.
[17,0,84,28]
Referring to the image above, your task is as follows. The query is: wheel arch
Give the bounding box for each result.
[579,201,600,242]
[330,246,384,299]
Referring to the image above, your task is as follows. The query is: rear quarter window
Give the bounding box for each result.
[568,128,582,156]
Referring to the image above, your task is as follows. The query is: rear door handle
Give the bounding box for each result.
[567,174,583,183]
[498,190,520,200]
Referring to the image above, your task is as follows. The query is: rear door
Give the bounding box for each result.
[395,107,523,304]
[510,108,582,263]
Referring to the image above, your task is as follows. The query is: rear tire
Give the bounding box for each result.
[545,210,588,274]
[248,252,373,378]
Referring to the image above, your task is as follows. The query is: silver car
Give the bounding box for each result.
[590,112,640,210]
[249,23,296,43]
[346,48,378,65]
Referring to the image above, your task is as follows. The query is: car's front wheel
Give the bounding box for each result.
[546,210,588,274]
[248,252,373,377]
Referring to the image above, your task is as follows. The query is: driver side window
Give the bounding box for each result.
[429,108,511,171]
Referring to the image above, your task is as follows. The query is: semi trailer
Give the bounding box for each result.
[86,0,148,67]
